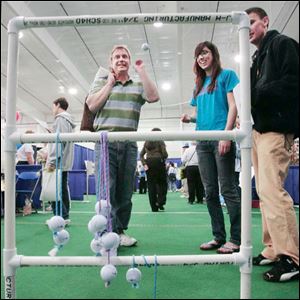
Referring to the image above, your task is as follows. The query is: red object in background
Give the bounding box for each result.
[16,111,22,122]
[135,59,143,66]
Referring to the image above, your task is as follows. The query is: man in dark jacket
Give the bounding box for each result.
[246,7,299,282]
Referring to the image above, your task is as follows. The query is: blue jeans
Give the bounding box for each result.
[197,141,241,245]
[95,141,137,233]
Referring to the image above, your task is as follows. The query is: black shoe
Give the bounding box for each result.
[253,254,276,266]
[158,206,165,211]
[263,255,299,282]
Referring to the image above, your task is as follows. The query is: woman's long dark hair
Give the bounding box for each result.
[193,41,222,98]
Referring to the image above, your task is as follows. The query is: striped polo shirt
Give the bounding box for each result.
[89,78,147,132]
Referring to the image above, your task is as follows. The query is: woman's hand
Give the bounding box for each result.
[181,114,191,123]
[218,140,231,156]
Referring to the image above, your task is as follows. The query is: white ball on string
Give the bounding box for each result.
[100,264,117,285]
[101,232,120,250]
[53,229,70,246]
[88,214,107,234]
[126,268,142,287]
[95,200,111,218]
[141,43,150,51]
[90,238,103,254]
[47,216,65,232]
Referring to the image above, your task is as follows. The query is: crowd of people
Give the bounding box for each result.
[14,7,298,283]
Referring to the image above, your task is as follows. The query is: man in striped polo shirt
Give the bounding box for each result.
[87,45,159,247]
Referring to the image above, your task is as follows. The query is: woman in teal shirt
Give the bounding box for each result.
[181,41,241,254]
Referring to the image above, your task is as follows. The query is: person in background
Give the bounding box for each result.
[87,45,159,246]
[16,130,35,165]
[245,7,299,282]
[140,128,168,212]
[46,97,76,225]
[138,164,147,194]
[181,41,241,254]
[167,161,177,192]
[179,143,190,199]
[181,141,205,204]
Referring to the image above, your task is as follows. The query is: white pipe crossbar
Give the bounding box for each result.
[12,253,245,267]
[9,130,244,144]
[4,11,252,299]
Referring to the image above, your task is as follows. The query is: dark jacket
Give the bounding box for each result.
[251,30,299,137]
[140,141,168,166]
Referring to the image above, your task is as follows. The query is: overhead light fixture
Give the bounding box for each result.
[18,32,24,39]
[161,82,171,91]
[68,88,78,95]
[234,55,241,63]
[153,22,163,28]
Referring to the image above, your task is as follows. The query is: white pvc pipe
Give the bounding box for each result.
[3,25,19,300]
[16,253,245,267]
[4,11,252,299]
[9,130,244,144]
[19,13,233,29]
[237,16,252,300]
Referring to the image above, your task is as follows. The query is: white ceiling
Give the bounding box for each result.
[1,1,299,132]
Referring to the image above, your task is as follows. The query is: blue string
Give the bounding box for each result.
[153,255,158,299]
[59,135,63,217]
[142,255,151,268]
[55,132,63,217]
[55,132,59,215]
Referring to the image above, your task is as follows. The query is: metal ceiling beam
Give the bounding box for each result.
[6,1,91,93]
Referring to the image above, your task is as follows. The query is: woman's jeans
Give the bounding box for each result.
[95,141,137,234]
[197,141,241,245]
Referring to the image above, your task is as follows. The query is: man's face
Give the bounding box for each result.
[111,48,130,75]
[248,12,269,47]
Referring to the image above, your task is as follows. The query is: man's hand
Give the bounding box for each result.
[134,60,145,74]
[107,68,116,86]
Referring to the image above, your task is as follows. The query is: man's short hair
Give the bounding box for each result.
[245,7,268,19]
[53,97,69,111]
[110,45,131,61]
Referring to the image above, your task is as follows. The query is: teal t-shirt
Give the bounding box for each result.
[190,69,239,130]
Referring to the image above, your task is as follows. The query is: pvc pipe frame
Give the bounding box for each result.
[4,12,252,299]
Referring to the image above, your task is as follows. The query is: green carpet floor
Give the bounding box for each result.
[1,193,299,299]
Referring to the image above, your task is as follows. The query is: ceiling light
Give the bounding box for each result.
[161,82,171,91]
[234,55,241,63]
[18,32,24,39]
[153,22,163,28]
[68,88,78,95]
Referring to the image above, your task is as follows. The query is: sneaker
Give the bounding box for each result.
[45,206,52,211]
[64,219,71,226]
[119,233,137,247]
[253,254,276,266]
[263,255,299,282]
[216,241,240,254]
